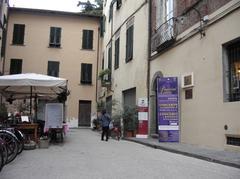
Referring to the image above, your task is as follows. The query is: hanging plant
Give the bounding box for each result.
[98,69,111,81]
[57,89,70,103]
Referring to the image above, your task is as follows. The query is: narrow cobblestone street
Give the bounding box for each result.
[0,129,240,179]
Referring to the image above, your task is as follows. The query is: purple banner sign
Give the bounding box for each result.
[157,77,179,142]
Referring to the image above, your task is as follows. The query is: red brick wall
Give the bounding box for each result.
[151,0,232,36]
[176,0,231,34]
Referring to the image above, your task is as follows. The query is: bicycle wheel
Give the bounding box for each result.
[14,129,25,154]
[0,131,19,164]
[0,144,3,172]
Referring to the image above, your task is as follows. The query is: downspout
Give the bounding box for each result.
[110,1,115,83]
[147,0,152,136]
[147,1,151,101]
[95,24,100,104]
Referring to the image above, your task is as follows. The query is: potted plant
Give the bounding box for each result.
[122,105,138,137]
[98,69,111,87]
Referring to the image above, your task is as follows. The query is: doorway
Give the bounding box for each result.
[78,100,91,126]
[150,71,163,134]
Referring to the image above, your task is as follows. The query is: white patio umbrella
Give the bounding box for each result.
[0,73,68,117]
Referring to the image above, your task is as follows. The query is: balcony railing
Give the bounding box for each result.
[151,17,177,53]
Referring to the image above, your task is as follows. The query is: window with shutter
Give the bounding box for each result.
[126,25,134,62]
[12,24,25,45]
[108,46,112,81]
[47,61,59,77]
[81,63,92,84]
[82,30,93,50]
[115,38,120,69]
[102,57,104,70]
[49,27,61,48]
[10,59,22,74]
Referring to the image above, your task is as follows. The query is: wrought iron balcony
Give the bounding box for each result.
[151,17,177,53]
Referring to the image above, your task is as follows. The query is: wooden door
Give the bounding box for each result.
[78,100,91,126]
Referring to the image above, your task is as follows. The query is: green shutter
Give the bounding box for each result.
[81,63,92,84]
[10,59,22,74]
[82,30,93,49]
[126,25,133,62]
[12,24,25,45]
[115,38,120,69]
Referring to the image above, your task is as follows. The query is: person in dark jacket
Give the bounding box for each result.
[100,109,111,141]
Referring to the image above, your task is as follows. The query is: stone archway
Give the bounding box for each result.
[149,71,163,135]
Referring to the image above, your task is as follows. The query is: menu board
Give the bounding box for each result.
[45,103,63,128]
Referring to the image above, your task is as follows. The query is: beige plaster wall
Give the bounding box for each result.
[150,9,240,150]
[101,0,148,109]
[5,10,100,123]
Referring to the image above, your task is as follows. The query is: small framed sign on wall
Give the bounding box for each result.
[181,72,194,89]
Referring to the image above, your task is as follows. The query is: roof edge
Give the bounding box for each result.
[9,7,102,18]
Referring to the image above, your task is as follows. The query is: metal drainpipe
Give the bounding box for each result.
[96,26,100,104]
[147,0,152,136]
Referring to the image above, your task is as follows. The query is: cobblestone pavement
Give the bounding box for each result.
[0,129,240,179]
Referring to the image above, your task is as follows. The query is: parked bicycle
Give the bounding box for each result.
[0,118,25,172]
[110,121,121,140]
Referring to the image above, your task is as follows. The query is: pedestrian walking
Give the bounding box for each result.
[100,109,111,141]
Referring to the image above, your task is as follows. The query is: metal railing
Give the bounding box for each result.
[151,17,177,53]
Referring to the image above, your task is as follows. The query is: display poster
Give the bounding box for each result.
[45,103,63,129]
[136,98,148,138]
[157,77,179,142]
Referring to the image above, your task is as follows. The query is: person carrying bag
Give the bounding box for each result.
[100,109,111,141]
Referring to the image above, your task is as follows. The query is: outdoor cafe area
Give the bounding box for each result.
[0,73,70,148]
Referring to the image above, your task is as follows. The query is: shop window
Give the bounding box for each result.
[223,39,240,102]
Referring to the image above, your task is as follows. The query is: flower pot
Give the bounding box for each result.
[125,130,136,137]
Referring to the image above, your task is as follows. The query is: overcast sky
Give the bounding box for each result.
[9,0,95,12]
